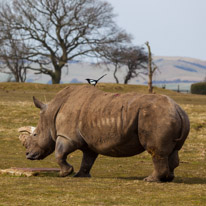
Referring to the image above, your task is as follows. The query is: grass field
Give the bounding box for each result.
[0,82,206,205]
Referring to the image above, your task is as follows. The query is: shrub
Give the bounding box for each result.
[191,82,206,94]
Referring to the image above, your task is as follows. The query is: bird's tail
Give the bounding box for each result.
[97,74,107,81]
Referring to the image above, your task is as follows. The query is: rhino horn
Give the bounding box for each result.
[18,126,36,147]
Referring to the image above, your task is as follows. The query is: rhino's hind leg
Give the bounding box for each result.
[74,148,98,178]
[144,154,174,182]
[55,136,76,177]
[145,150,180,182]
[168,150,179,179]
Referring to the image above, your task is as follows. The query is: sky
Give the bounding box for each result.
[107,0,206,60]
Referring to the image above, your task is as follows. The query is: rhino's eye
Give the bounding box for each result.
[33,133,37,137]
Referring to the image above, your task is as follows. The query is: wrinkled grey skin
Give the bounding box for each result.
[20,85,190,182]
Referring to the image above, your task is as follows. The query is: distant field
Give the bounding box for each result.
[0,82,206,205]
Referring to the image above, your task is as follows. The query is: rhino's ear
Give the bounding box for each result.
[33,96,46,110]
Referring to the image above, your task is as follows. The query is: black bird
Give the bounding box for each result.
[85,74,107,86]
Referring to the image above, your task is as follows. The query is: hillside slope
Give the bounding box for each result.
[153,56,206,84]
[1,57,206,90]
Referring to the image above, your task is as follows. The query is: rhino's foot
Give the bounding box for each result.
[73,172,91,178]
[143,175,161,183]
[144,173,174,183]
[59,166,74,177]
[161,173,174,182]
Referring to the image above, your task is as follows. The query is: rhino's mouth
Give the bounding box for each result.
[26,152,43,160]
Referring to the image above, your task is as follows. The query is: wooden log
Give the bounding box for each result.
[0,167,60,177]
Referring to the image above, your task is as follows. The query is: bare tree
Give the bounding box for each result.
[97,46,126,84]
[97,45,147,84]
[122,46,148,84]
[0,31,31,82]
[0,0,130,84]
[109,48,123,84]
[145,41,158,93]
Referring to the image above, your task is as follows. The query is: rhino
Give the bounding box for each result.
[18,85,190,182]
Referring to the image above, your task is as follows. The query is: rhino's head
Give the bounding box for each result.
[19,97,55,160]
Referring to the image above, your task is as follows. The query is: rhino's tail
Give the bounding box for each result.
[173,104,190,150]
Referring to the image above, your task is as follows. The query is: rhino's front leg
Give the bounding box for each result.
[74,148,98,177]
[55,136,77,177]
